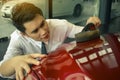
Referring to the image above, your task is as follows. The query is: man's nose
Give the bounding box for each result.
[39,28,46,37]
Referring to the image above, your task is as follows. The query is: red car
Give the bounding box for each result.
[24,24,120,80]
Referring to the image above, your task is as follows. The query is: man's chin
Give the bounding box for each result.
[44,39,49,42]
[37,37,49,42]
[42,38,49,42]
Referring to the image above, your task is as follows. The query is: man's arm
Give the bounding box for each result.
[0,54,46,80]
[65,17,101,38]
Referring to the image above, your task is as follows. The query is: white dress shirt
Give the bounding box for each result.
[0,19,83,78]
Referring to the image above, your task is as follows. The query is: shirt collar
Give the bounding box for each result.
[26,37,42,48]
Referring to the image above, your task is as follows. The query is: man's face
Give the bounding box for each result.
[23,14,49,42]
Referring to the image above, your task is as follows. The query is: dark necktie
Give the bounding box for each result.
[41,42,47,54]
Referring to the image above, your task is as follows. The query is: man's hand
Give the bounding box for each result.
[9,54,46,80]
[86,17,101,28]
[0,54,46,80]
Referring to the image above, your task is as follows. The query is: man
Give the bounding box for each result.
[0,2,101,80]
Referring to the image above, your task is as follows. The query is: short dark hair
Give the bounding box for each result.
[11,2,43,33]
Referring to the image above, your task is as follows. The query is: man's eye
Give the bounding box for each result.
[31,21,45,34]
[32,29,38,33]
[40,21,45,28]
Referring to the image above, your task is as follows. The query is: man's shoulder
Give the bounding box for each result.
[46,19,68,27]
[10,30,24,41]
[46,19,67,23]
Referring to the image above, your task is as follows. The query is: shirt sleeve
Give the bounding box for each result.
[0,33,23,78]
[3,37,23,61]
[45,19,84,52]
[63,19,84,38]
